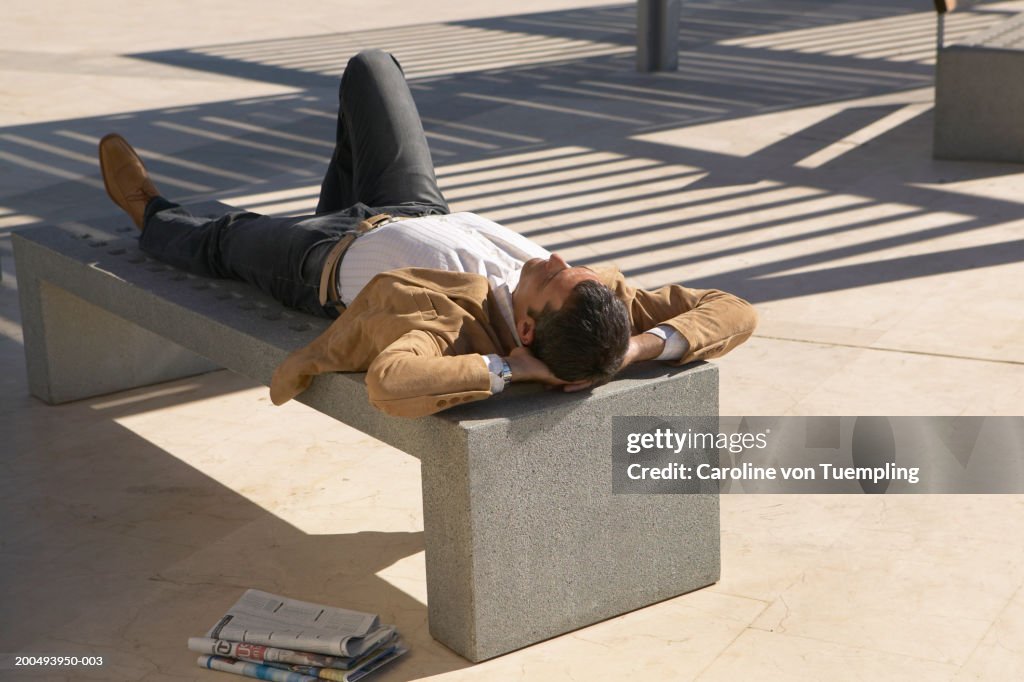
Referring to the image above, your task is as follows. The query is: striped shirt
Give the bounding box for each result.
[339,212,549,343]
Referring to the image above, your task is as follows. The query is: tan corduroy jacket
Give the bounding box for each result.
[269,267,757,418]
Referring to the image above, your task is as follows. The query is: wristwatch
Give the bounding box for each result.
[486,354,513,393]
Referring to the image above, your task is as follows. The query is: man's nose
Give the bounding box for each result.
[548,253,568,271]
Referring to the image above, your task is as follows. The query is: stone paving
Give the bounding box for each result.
[2,1,1023,680]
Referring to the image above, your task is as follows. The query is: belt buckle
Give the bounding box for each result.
[360,213,394,232]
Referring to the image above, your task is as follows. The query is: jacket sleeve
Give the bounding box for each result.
[365,329,494,418]
[632,284,758,364]
[269,343,331,406]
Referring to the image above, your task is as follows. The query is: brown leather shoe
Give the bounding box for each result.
[98,133,160,230]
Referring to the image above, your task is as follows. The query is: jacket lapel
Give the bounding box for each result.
[388,268,519,354]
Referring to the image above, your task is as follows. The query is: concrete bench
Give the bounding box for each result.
[12,205,720,662]
[934,9,1024,162]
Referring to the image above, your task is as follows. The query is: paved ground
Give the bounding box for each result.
[2,1,1023,680]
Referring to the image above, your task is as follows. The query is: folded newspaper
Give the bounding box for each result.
[192,590,406,682]
[188,634,400,671]
[207,590,391,657]
[197,652,407,682]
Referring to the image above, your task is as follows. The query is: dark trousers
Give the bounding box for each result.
[139,50,450,317]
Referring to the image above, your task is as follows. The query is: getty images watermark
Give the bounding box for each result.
[611,416,1024,494]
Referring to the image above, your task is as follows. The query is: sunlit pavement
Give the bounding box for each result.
[2,1,1024,680]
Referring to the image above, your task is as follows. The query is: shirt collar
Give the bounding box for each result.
[494,267,523,347]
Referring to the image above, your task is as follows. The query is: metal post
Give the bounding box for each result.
[637,0,681,72]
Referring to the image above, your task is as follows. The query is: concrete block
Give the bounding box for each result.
[420,363,719,661]
[13,228,222,404]
[15,276,219,404]
[13,213,720,662]
[934,14,1024,163]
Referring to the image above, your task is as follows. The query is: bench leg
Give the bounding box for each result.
[16,275,219,404]
[419,365,720,661]
[637,0,680,72]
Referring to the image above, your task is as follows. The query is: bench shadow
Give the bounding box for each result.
[0,376,469,680]
[0,266,467,678]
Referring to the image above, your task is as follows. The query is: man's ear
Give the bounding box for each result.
[518,316,535,346]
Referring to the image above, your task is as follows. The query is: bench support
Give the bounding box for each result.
[16,256,218,405]
[419,366,719,661]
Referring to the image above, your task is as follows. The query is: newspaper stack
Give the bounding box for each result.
[189,589,407,682]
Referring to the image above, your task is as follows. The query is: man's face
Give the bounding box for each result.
[512,253,600,345]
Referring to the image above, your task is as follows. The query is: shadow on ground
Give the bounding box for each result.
[2,2,1024,676]
[3,0,1022,307]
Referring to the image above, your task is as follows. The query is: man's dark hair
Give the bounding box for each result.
[530,280,631,385]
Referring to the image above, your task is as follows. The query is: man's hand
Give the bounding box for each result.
[504,346,592,392]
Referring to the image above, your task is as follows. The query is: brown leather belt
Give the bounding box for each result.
[318,213,402,308]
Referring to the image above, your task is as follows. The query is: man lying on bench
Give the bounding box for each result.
[97,50,756,418]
